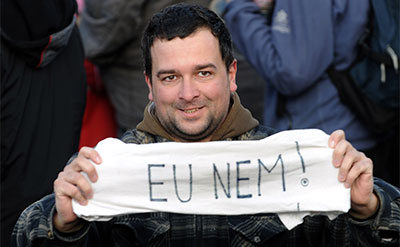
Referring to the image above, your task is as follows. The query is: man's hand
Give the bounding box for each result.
[53,147,102,232]
[329,130,379,219]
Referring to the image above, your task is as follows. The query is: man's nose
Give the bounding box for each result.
[178,78,200,101]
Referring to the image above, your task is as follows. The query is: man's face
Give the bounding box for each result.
[145,28,237,142]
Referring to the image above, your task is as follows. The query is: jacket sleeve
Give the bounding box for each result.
[222,0,368,96]
[348,178,400,245]
[79,0,146,64]
[11,194,91,247]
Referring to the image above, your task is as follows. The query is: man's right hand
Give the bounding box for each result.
[53,147,102,233]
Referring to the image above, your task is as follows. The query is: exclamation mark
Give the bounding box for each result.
[295,141,305,173]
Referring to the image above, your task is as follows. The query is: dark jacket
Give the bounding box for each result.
[1,1,87,246]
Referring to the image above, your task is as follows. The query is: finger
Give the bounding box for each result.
[332,138,351,168]
[328,129,345,148]
[339,149,363,187]
[65,157,98,183]
[54,175,89,205]
[79,146,102,164]
[79,147,101,182]
[61,169,94,199]
[66,150,100,183]
[344,156,372,188]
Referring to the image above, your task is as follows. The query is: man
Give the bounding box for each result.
[12,4,399,246]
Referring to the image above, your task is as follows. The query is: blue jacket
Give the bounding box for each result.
[222,0,377,150]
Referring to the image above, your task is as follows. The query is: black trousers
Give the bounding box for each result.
[1,27,86,246]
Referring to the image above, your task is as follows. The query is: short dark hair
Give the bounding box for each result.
[141,3,234,78]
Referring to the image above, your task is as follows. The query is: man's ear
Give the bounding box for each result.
[229,59,238,93]
[144,71,153,101]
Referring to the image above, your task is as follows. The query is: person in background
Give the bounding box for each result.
[234,48,265,123]
[75,0,118,148]
[1,0,87,246]
[12,4,399,246]
[210,0,398,186]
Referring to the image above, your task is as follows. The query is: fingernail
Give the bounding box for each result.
[330,141,335,148]
[92,174,98,182]
[81,200,88,206]
[333,160,340,167]
[344,182,350,188]
[339,175,344,181]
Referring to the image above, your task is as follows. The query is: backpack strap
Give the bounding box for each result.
[358,30,397,68]
[371,0,395,50]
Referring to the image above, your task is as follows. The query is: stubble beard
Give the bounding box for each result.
[162,113,217,141]
[158,106,228,142]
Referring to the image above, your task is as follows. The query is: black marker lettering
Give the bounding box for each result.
[236,160,252,199]
[258,154,286,194]
[213,163,231,199]
[295,141,306,173]
[148,164,167,202]
[173,164,193,203]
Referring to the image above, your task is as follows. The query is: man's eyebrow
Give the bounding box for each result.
[195,63,217,70]
[156,69,176,78]
[155,63,217,78]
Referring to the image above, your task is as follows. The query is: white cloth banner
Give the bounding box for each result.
[72,129,350,230]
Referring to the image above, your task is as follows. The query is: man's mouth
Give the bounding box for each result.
[184,108,200,113]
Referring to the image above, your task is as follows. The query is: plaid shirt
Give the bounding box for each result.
[12,126,400,246]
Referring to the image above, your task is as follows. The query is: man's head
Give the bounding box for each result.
[141,3,238,142]
[141,3,234,78]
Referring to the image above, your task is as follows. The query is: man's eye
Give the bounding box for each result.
[163,75,177,81]
[198,71,211,77]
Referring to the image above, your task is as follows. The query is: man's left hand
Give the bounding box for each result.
[329,130,379,219]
